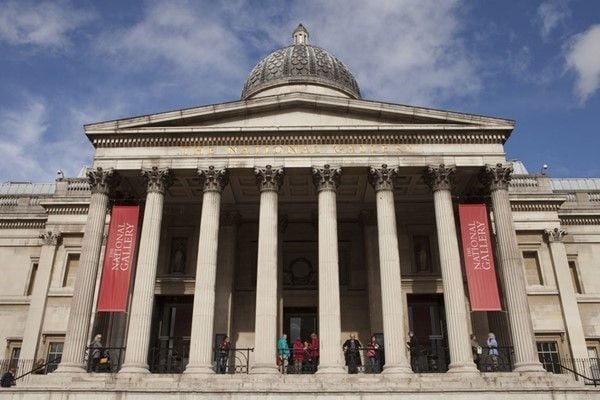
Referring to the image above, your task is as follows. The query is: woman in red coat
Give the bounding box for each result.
[292,337,305,373]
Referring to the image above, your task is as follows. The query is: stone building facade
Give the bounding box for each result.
[0,25,599,398]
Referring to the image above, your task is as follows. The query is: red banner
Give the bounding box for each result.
[97,205,140,312]
[458,204,502,311]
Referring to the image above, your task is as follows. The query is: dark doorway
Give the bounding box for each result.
[283,307,318,342]
[148,295,193,373]
[407,294,448,372]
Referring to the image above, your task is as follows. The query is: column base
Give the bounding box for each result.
[382,364,413,376]
[119,363,150,374]
[53,362,86,374]
[513,361,547,373]
[447,362,479,374]
[251,363,280,374]
[184,364,215,374]
[315,365,346,374]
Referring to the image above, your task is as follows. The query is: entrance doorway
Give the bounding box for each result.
[149,295,192,373]
[407,294,448,372]
[283,307,317,342]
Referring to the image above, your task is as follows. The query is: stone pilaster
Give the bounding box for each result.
[252,165,284,374]
[544,228,589,372]
[214,212,241,337]
[19,231,62,376]
[425,164,477,373]
[360,211,383,334]
[185,166,228,374]
[56,167,117,373]
[482,163,544,372]
[312,165,345,374]
[368,165,412,375]
[121,167,173,373]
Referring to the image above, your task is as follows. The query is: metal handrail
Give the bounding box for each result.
[555,362,600,387]
[13,356,62,381]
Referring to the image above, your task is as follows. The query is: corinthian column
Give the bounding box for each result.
[482,163,544,372]
[185,166,228,374]
[20,231,62,376]
[313,164,345,374]
[544,228,589,371]
[425,165,477,373]
[251,165,283,374]
[121,167,173,373]
[56,168,118,373]
[368,165,412,375]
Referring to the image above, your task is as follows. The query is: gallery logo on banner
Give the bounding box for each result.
[97,205,140,312]
[458,204,502,311]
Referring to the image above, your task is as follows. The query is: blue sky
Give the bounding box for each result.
[1,0,599,182]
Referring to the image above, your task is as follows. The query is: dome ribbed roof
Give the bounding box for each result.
[241,25,361,100]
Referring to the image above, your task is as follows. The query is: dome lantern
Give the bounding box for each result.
[293,24,309,45]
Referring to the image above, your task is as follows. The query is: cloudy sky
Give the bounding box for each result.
[1,0,599,182]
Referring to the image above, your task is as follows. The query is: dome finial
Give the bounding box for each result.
[293,23,309,45]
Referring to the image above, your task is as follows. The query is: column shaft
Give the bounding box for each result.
[213,215,239,336]
[57,173,112,373]
[432,188,477,372]
[546,229,589,372]
[490,186,544,372]
[317,188,345,372]
[252,190,279,373]
[185,190,222,373]
[120,190,165,373]
[369,165,411,375]
[363,220,383,334]
[20,232,61,375]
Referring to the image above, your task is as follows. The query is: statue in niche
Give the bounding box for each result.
[413,235,432,272]
[170,238,187,274]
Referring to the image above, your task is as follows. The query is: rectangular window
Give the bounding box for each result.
[9,346,21,370]
[62,253,80,287]
[568,261,582,294]
[537,341,561,373]
[46,342,63,373]
[26,262,39,295]
[523,251,543,286]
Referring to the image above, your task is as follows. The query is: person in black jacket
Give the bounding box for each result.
[1,368,16,388]
[343,334,362,374]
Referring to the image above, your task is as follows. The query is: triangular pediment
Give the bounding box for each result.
[85,92,514,137]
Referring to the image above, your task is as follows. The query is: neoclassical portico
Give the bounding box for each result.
[52,25,556,380]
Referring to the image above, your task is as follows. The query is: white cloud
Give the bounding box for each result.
[536,0,571,39]
[565,24,600,103]
[0,0,93,49]
[285,0,480,105]
[95,0,480,106]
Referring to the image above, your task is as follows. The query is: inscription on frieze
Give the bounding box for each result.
[178,143,414,157]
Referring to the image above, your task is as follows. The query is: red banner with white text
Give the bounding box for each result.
[458,204,502,311]
[97,205,140,312]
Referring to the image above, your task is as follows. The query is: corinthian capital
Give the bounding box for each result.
[198,166,229,193]
[86,167,119,195]
[544,227,567,243]
[255,165,284,192]
[425,164,456,192]
[142,167,174,194]
[368,164,398,192]
[312,164,341,192]
[481,163,513,192]
[40,230,62,246]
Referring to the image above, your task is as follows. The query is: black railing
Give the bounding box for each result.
[475,346,514,372]
[149,345,189,373]
[553,358,600,386]
[408,341,450,373]
[214,348,254,374]
[85,346,125,373]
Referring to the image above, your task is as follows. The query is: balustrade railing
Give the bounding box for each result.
[85,346,125,373]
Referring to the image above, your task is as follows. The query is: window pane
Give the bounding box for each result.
[537,341,561,373]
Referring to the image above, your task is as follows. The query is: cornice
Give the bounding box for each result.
[0,219,46,229]
[45,204,90,215]
[510,201,563,212]
[91,131,508,148]
[560,215,600,225]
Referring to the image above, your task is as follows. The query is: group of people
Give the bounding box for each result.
[470,332,501,371]
[277,333,320,373]
[343,334,383,374]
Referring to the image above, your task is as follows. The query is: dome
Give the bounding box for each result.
[241,25,361,100]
